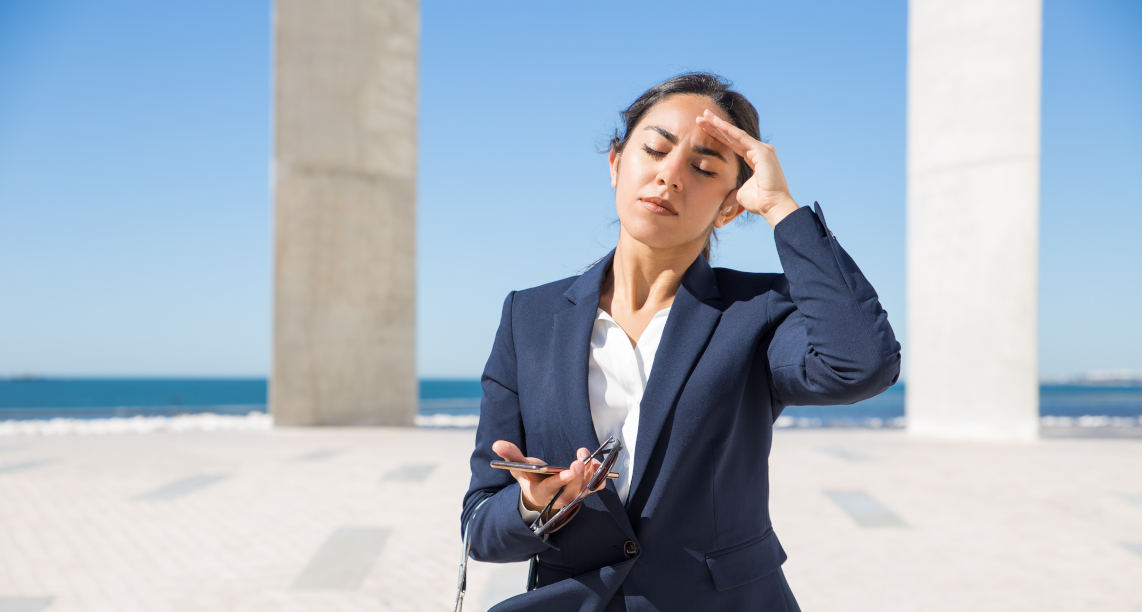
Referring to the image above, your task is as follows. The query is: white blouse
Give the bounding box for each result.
[587,305,672,504]
[520,304,672,522]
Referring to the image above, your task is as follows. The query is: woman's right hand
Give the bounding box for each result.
[492,440,605,516]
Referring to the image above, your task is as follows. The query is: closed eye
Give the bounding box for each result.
[641,145,718,177]
[641,144,666,159]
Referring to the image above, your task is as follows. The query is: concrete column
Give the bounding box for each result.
[271,0,418,426]
[906,0,1041,440]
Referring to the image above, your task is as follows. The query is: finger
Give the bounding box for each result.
[571,457,599,493]
[696,110,758,161]
[555,476,583,507]
[697,117,755,161]
[577,447,590,462]
[525,466,576,510]
[492,441,552,488]
[492,441,546,468]
[512,466,556,490]
[525,482,562,514]
[537,469,578,511]
[558,465,584,490]
[589,458,607,492]
[698,108,754,145]
[529,471,563,500]
[698,124,754,167]
[518,471,546,490]
[695,115,738,150]
[492,440,531,483]
[492,440,526,462]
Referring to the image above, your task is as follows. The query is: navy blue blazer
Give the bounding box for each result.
[462,203,901,611]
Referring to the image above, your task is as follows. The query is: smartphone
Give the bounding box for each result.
[490,460,619,479]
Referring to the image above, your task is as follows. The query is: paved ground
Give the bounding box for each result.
[1,424,1140,611]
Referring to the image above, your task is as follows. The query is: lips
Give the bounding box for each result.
[640,197,677,215]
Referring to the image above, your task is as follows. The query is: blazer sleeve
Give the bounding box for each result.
[764,202,902,408]
[460,290,553,562]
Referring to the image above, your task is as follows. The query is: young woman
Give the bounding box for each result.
[460,72,901,611]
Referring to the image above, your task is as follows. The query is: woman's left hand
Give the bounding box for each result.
[696,108,800,228]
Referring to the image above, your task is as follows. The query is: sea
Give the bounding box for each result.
[1,378,1141,434]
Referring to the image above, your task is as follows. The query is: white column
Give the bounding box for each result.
[906,0,1042,440]
[271,0,419,426]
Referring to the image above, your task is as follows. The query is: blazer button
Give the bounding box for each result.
[623,539,639,558]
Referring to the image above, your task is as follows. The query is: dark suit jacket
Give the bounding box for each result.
[461,203,901,611]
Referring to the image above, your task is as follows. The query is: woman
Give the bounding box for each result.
[460,72,901,611]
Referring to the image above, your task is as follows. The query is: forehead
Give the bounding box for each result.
[639,94,735,152]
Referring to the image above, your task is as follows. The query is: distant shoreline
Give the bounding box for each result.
[3,379,1142,435]
[2,411,1140,437]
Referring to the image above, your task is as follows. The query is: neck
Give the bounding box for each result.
[604,228,703,313]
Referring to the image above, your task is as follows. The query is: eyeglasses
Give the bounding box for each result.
[530,435,623,538]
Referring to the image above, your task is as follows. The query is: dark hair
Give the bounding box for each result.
[609,72,761,260]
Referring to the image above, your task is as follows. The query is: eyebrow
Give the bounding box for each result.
[643,125,728,163]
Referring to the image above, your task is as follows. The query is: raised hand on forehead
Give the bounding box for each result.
[696,108,800,227]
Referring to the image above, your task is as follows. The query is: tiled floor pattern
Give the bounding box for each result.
[0,428,1139,610]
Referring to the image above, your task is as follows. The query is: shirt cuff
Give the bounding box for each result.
[518,491,542,524]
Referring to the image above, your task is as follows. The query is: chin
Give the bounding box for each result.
[620,224,691,252]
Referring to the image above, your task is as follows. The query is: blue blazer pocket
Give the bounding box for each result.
[704,529,788,592]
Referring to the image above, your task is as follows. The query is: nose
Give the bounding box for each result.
[655,154,684,192]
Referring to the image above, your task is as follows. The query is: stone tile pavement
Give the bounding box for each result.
[0,426,1140,611]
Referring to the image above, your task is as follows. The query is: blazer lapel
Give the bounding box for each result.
[550,249,721,533]
[626,255,722,505]
[551,249,615,455]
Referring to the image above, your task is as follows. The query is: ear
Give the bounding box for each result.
[608,147,620,188]
[713,188,746,228]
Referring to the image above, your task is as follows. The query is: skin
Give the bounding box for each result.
[494,93,802,516]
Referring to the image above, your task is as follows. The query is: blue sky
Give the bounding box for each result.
[0,0,1138,380]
